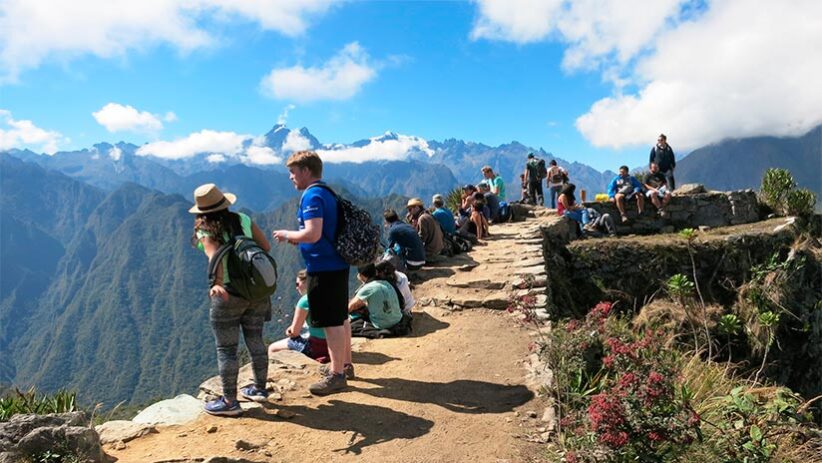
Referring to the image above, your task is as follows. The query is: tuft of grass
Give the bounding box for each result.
[0,387,78,421]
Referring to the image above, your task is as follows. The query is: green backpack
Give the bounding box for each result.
[208,229,278,302]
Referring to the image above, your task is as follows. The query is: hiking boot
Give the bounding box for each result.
[319,363,355,379]
[240,384,269,403]
[659,209,668,218]
[204,396,243,417]
[620,214,629,223]
[309,373,348,396]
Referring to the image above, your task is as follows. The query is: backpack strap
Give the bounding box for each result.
[304,183,342,244]
[207,242,234,287]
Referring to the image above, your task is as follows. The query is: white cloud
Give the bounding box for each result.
[243,145,282,165]
[0,0,338,83]
[472,0,822,150]
[92,103,168,134]
[317,132,433,164]
[260,42,377,102]
[576,0,822,149]
[0,109,67,154]
[137,129,249,160]
[108,146,122,161]
[136,129,281,164]
[282,130,312,154]
[277,104,296,125]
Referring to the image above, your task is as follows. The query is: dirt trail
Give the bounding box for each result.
[106,218,553,463]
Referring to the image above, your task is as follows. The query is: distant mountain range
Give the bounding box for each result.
[5,124,617,206]
[677,125,821,197]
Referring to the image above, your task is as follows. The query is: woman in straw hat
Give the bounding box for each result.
[189,183,272,416]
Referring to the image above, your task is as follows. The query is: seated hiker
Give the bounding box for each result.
[349,263,406,337]
[406,197,444,264]
[431,194,457,235]
[384,209,426,270]
[376,260,415,315]
[458,184,478,219]
[557,183,589,226]
[478,181,501,223]
[458,192,490,240]
[644,162,672,217]
[583,208,617,237]
[607,165,645,223]
[481,165,506,200]
[267,270,329,363]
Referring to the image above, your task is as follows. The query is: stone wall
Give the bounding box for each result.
[582,185,762,235]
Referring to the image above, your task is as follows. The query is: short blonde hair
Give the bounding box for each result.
[481,165,493,173]
[286,151,323,178]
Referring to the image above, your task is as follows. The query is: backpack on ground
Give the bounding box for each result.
[309,184,381,267]
[498,201,512,222]
[208,228,278,302]
[537,159,548,180]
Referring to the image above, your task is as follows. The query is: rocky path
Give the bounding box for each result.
[103,215,558,463]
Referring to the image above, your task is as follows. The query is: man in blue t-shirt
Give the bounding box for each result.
[431,194,456,235]
[383,209,426,270]
[272,151,352,396]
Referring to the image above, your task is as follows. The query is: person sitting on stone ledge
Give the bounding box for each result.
[406,197,445,264]
[458,191,490,241]
[644,162,672,218]
[557,183,589,228]
[607,165,645,223]
[582,208,617,238]
[267,270,329,363]
[384,209,426,271]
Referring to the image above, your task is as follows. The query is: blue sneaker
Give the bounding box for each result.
[204,396,243,416]
[240,384,269,403]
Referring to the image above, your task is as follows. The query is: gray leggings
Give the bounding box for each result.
[209,294,269,401]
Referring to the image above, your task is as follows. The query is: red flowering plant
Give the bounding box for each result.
[584,329,702,461]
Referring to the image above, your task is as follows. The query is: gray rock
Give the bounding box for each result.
[95,420,156,444]
[0,412,88,446]
[234,440,262,451]
[482,293,511,310]
[17,425,105,463]
[132,394,203,425]
[673,183,706,195]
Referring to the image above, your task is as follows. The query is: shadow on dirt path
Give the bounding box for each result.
[350,377,534,414]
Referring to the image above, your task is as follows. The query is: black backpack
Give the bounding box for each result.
[309,184,381,267]
[208,220,278,302]
[537,159,548,179]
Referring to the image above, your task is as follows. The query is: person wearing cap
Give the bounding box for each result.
[406,197,444,263]
[189,183,272,416]
[271,150,353,395]
[383,209,426,270]
[431,194,456,235]
[481,165,506,201]
[524,152,544,206]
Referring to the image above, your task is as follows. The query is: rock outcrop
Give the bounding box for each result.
[0,412,107,463]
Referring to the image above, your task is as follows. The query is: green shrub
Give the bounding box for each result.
[760,168,796,212]
[445,187,463,214]
[0,388,77,421]
[785,188,817,217]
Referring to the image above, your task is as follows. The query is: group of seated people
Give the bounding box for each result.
[268,165,513,361]
[556,162,675,237]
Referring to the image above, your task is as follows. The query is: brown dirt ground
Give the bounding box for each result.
[105,223,549,463]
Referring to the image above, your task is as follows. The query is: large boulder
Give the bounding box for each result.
[94,420,156,444]
[0,412,107,462]
[132,394,203,425]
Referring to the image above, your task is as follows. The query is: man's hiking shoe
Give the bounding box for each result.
[204,397,243,416]
[620,214,629,223]
[319,363,355,379]
[309,373,348,396]
[659,209,668,218]
[240,384,269,403]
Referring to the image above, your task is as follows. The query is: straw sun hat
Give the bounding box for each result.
[188,183,236,214]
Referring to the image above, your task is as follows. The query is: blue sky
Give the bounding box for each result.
[1,0,820,172]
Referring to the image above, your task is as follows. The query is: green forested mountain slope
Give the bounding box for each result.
[1,157,409,407]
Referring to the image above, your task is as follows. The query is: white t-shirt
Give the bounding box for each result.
[395,271,415,313]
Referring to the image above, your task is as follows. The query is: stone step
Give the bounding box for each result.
[514,265,547,277]
[446,279,506,290]
[515,258,545,267]
[510,276,548,289]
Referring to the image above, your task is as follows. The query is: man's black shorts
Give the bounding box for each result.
[306,268,350,328]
